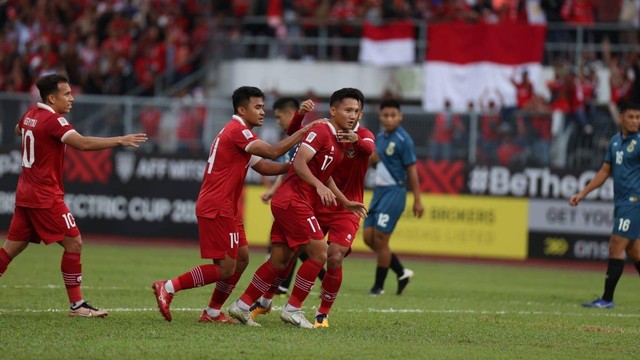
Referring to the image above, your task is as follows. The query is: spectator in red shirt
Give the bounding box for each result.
[431,99,463,161]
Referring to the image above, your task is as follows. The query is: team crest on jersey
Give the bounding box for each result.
[385,142,396,156]
[242,129,253,140]
[115,151,136,183]
[306,132,317,143]
[346,146,356,158]
[627,140,637,152]
[57,117,69,126]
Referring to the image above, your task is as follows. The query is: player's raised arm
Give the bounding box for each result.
[285,99,315,135]
[63,132,148,151]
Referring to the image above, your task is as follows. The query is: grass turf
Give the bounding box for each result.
[0,243,638,359]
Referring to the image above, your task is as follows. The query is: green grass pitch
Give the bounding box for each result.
[0,243,638,359]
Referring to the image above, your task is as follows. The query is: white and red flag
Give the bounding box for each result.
[359,20,415,67]
[423,23,546,112]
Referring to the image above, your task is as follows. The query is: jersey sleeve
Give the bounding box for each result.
[400,135,417,167]
[356,128,376,155]
[44,114,76,142]
[285,111,305,136]
[230,126,260,153]
[299,123,328,155]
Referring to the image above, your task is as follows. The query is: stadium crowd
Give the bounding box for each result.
[1,1,638,96]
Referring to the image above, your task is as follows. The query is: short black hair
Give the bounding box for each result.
[329,88,365,108]
[273,97,299,112]
[36,74,69,103]
[620,101,640,113]
[232,86,265,113]
[380,99,401,111]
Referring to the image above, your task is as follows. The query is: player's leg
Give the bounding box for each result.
[299,251,326,281]
[628,240,640,276]
[281,237,327,329]
[315,242,349,328]
[0,240,29,277]
[229,242,292,326]
[584,206,639,308]
[2,207,34,277]
[370,229,392,294]
[152,216,236,321]
[228,215,293,326]
[201,220,250,324]
[251,249,302,320]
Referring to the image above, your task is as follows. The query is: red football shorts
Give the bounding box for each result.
[318,210,360,249]
[8,202,80,244]
[197,215,245,260]
[270,202,324,250]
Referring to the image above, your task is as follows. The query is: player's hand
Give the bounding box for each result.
[302,118,329,133]
[120,133,148,148]
[299,99,315,115]
[337,130,358,143]
[568,193,583,207]
[344,201,368,218]
[317,184,337,207]
[260,191,273,204]
[413,201,424,218]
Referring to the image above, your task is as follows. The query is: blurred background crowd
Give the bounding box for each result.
[1,0,640,171]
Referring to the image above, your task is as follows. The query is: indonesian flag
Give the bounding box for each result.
[423,23,546,112]
[359,20,415,67]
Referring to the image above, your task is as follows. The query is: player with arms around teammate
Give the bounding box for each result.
[364,99,424,296]
[151,86,317,323]
[570,102,640,309]
[0,74,147,317]
[250,90,375,327]
[228,88,367,328]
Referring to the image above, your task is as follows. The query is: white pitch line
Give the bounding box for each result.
[0,307,639,319]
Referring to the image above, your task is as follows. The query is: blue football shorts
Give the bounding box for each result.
[363,186,406,234]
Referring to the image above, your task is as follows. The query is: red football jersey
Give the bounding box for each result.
[15,102,76,208]
[323,123,374,207]
[272,122,343,208]
[196,115,260,218]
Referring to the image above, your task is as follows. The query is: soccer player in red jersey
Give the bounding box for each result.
[251,90,374,328]
[228,88,367,328]
[0,74,147,317]
[151,86,317,323]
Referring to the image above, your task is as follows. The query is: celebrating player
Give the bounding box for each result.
[228,88,367,328]
[0,74,147,317]
[151,86,318,323]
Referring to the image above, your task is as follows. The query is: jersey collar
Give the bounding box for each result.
[232,115,247,127]
[325,121,338,136]
[353,122,360,131]
[37,102,56,113]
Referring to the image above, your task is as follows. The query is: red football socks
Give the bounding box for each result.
[288,258,324,308]
[61,252,83,303]
[318,266,342,315]
[172,264,220,292]
[208,271,242,310]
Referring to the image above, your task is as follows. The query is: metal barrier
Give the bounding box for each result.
[0,93,617,173]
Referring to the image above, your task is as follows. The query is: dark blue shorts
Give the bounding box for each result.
[612,205,640,240]
[363,186,406,233]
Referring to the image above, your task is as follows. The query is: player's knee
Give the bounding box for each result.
[326,254,343,269]
[218,264,235,280]
[62,237,83,253]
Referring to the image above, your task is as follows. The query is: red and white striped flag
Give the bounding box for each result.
[423,23,546,112]
[359,20,415,67]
